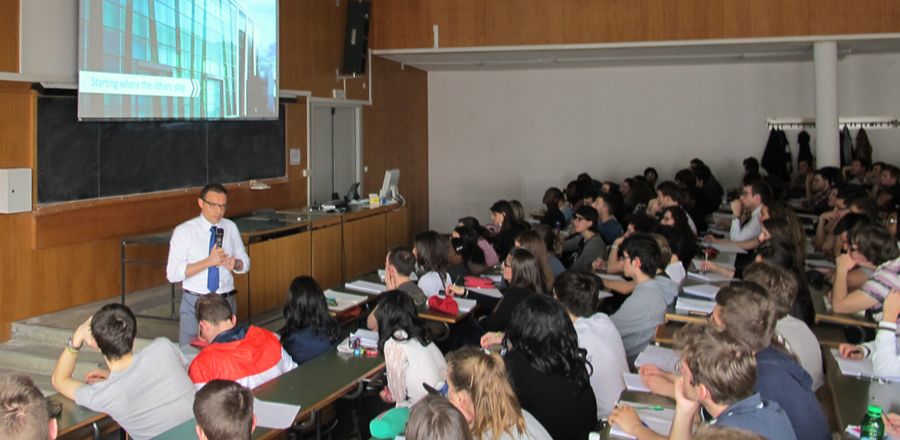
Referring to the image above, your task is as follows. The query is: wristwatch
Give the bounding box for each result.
[66,337,82,353]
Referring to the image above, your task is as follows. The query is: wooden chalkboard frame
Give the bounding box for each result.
[37,94,287,205]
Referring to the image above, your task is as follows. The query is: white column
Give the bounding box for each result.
[814,41,840,167]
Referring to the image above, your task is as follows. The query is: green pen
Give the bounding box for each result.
[632,405,665,411]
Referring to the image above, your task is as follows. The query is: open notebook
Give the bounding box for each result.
[830,349,900,383]
[324,290,369,313]
[609,401,675,439]
[344,280,387,294]
[634,345,680,372]
[675,297,715,316]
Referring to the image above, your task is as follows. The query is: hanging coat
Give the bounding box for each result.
[762,128,790,181]
[840,126,854,168]
[855,127,873,165]
[797,130,814,166]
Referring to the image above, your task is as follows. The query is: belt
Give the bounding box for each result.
[183,289,237,298]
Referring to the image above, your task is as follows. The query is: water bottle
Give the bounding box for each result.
[860,405,885,440]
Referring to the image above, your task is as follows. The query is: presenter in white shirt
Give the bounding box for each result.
[166,184,250,345]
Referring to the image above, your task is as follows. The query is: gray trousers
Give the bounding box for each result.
[179,291,237,346]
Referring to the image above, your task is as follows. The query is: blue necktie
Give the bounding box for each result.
[207,226,219,293]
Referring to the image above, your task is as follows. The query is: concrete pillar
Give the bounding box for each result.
[814,41,840,167]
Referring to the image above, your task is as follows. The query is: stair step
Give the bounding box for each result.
[0,340,106,380]
[11,322,159,352]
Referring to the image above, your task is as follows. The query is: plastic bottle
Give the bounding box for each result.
[860,405,885,440]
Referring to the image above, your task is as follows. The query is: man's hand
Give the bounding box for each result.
[673,375,700,414]
[838,343,866,360]
[72,317,94,349]
[222,255,236,271]
[835,253,857,274]
[647,198,661,215]
[446,285,465,297]
[639,365,675,398]
[84,368,110,384]
[883,290,900,323]
[206,246,226,268]
[609,404,644,436]
[884,412,900,437]
[730,199,743,217]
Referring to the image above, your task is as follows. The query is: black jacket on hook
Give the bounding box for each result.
[762,128,791,181]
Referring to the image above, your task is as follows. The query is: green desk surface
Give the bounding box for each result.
[825,349,900,430]
[155,350,384,440]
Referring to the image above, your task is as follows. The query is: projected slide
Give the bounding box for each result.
[78,0,278,120]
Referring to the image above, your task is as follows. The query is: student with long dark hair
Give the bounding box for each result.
[458,217,499,267]
[414,231,452,297]
[375,291,447,408]
[449,226,488,278]
[561,205,607,273]
[514,230,555,291]
[279,276,339,365]
[480,248,546,333]
[503,295,597,440]
[490,200,528,261]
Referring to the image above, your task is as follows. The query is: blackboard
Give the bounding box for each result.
[37,95,286,204]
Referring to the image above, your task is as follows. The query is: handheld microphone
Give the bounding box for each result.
[215,228,224,248]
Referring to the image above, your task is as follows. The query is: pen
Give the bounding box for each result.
[632,405,666,411]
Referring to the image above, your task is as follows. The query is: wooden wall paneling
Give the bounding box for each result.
[248,231,312,318]
[311,224,344,289]
[279,0,314,91]
[373,0,900,49]
[285,101,308,207]
[0,1,18,72]
[370,0,431,50]
[385,207,409,250]
[234,273,250,323]
[0,84,34,167]
[342,213,386,281]
[363,57,429,238]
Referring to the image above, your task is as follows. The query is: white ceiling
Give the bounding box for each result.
[374,35,900,71]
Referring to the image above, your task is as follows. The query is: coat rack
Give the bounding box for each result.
[766,116,899,130]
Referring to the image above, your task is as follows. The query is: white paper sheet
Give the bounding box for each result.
[344,280,387,294]
[675,297,715,316]
[686,271,734,283]
[681,284,720,300]
[634,345,680,372]
[623,373,650,393]
[324,290,368,313]
[830,349,900,383]
[254,398,301,429]
[609,401,674,439]
[468,287,503,299]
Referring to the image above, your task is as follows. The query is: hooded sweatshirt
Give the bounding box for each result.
[755,346,830,440]
[189,325,297,389]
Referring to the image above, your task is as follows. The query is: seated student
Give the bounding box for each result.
[658,208,699,268]
[481,248,546,332]
[600,212,659,274]
[553,272,628,419]
[654,227,689,286]
[446,347,552,440]
[375,290,447,407]
[644,167,659,188]
[804,166,841,214]
[814,185,864,253]
[743,262,824,391]
[831,223,900,315]
[610,234,678,364]
[611,325,796,440]
[561,205,608,273]
[490,200,529,262]
[640,283,829,439]
[450,226,489,279]
[647,181,697,233]
[839,290,900,377]
[51,304,195,440]
[193,380,255,440]
[1,373,58,440]
[533,224,566,277]
[706,180,770,250]
[592,190,625,244]
[503,295,596,440]
[515,230,556,291]
[753,240,816,325]
[539,187,567,230]
[458,217,500,267]
[369,246,429,331]
[189,294,297,389]
[414,231,453,297]
[875,164,900,209]
[406,395,473,440]
[279,276,339,365]
[602,232,674,295]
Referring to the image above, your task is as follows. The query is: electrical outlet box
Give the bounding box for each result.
[0,168,31,213]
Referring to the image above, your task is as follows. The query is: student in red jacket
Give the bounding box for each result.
[189,294,296,389]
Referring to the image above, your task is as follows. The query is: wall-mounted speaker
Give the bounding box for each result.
[341,1,370,75]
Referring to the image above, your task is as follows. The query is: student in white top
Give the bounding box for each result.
[375,290,447,407]
[839,290,900,378]
[414,231,453,297]
[553,271,628,419]
[743,262,824,390]
[705,181,770,251]
[166,183,250,345]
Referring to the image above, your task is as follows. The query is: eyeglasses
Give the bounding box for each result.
[202,199,228,210]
